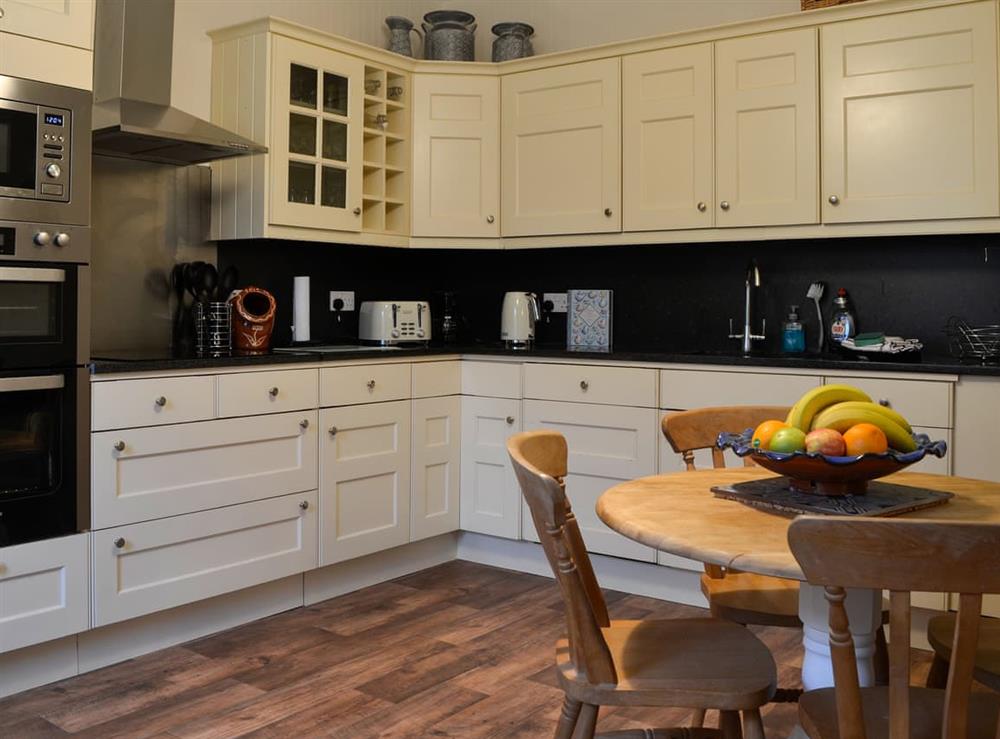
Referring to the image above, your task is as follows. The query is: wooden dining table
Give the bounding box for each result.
[596,467,1000,692]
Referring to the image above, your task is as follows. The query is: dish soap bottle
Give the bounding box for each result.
[831,288,856,345]
[782,305,806,354]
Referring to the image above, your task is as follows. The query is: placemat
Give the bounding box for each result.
[711,477,953,517]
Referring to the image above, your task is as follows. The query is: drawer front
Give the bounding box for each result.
[462,360,521,399]
[824,376,952,428]
[524,363,657,407]
[411,361,462,398]
[92,376,215,430]
[92,411,318,528]
[217,369,319,418]
[93,492,318,627]
[660,369,820,409]
[0,533,89,654]
[320,364,411,406]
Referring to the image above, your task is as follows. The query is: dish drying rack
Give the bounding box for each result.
[945,316,1000,362]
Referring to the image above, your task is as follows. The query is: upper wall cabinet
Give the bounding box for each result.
[0,0,94,90]
[715,28,819,227]
[502,58,621,237]
[412,75,500,238]
[0,0,94,49]
[820,1,999,223]
[623,44,714,231]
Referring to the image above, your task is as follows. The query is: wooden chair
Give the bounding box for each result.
[508,430,776,739]
[789,516,1000,738]
[925,613,1000,693]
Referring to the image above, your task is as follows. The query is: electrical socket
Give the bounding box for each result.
[329,291,355,311]
[543,292,568,313]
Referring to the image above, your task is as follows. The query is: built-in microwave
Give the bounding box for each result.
[0,75,91,227]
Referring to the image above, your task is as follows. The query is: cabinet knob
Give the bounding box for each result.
[829,195,840,206]
[0,7,5,18]
[579,380,589,391]
[113,440,126,452]
[697,201,707,212]
[299,500,310,510]
[353,206,362,215]
[268,386,279,397]
[505,416,515,425]
[604,207,613,217]
[486,215,495,224]
[113,537,125,549]
[155,396,167,407]
[366,379,376,390]
[299,418,310,429]
[878,398,890,407]
[329,426,338,436]
[720,201,730,211]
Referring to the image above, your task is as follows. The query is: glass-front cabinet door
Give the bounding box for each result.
[270,37,364,232]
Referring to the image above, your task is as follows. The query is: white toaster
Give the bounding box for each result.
[359,301,431,345]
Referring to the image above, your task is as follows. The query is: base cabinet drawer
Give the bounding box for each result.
[320,401,411,565]
[0,533,90,653]
[661,369,819,409]
[92,411,318,528]
[520,400,658,562]
[93,492,317,627]
[460,395,522,539]
[320,364,411,407]
[524,363,657,407]
[824,376,952,429]
[92,375,215,430]
[217,368,319,417]
[411,396,461,542]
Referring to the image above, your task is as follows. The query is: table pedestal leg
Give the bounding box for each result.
[799,582,881,691]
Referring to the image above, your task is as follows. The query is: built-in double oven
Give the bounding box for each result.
[0,74,91,547]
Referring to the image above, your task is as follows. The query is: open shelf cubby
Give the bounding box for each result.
[359,65,409,235]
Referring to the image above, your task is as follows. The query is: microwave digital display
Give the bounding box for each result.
[44,113,64,126]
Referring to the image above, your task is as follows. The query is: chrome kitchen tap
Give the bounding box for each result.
[728,259,766,355]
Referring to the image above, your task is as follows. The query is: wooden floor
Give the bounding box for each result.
[0,560,936,738]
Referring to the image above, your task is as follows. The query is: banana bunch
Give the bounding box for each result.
[785,384,916,452]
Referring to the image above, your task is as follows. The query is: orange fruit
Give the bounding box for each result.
[843,423,888,455]
[752,419,789,450]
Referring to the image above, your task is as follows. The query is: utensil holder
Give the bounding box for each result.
[194,301,232,356]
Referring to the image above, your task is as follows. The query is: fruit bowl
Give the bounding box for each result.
[717,429,948,496]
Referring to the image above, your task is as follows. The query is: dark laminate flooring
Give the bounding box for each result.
[0,560,936,738]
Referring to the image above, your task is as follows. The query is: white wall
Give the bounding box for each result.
[172,0,800,120]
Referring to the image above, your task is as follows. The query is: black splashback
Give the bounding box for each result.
[218,234,1000,355]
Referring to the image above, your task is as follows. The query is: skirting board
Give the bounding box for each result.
[456,532,708,609]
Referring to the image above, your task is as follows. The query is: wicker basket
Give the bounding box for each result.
[801,0,866,9]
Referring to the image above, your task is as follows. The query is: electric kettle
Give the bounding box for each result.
[501,291,540,348]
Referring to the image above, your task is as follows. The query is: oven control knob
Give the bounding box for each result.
[45,163,62,179]
[54,233,70,248]
[391,328,400,338]
[33,231,52,246]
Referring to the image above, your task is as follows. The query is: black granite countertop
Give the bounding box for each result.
[88,343,1000,377]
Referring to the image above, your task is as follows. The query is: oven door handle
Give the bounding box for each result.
[0,267,66,283]
[0,374,65,392]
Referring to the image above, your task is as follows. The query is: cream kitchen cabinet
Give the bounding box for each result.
[411,396,461,541]
[460,395,522,539]
[623,43,714,231]
[0,0,94,49]
[92,492,318,627]
[501,58,621,237]
[520,400,658,562]
[820,1,998,223]
[953,376,1000,484]
[412,75,500,238]
[715,28,818,227]
[319,401,411,565]
[0,533,89,654]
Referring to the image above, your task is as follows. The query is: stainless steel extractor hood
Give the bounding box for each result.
[92,0,266,165]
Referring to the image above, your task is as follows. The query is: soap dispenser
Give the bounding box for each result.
[782,305,806,354]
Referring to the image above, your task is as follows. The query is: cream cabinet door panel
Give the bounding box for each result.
[520,400,657,562]
[502,58,621,236]
[270,36,364,232]
[92,412,318,529]
[320,401,410,565]
[821,2,998,223]
[0,0,94,49]
[411,396,461,542]
[953,378,1000,483]
[623,43,713,231]
[715,28,818,227]
[93,492,317,627]
[0,534,89,654]
[460,396,521,539]
[412,75,499,238]
[0,32,92,89]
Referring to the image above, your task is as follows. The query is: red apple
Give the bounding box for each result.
[805,428,847,456]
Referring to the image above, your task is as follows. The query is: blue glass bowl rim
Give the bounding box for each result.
[716,429,948,466]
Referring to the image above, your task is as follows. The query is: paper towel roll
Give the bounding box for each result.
[292,276,310,343]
